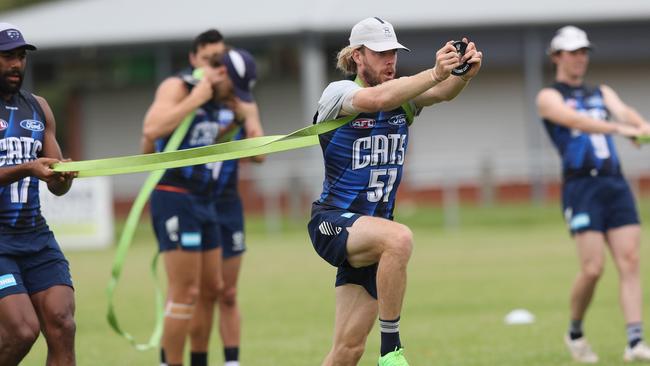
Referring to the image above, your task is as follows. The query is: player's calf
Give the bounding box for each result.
[328,340,366,366]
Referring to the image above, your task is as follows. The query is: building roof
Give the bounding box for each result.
[3,0,650,49]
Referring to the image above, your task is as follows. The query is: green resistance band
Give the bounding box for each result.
[52,116,354,177]
[636,135,650,144]
[101,112,357,349]
[105,107,197,350]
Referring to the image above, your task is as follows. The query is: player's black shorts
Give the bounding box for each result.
[562,175,639,235]
[307,203,378,299]
[0,229,73,299]
[215,197,246,259]
[151,189,221,252]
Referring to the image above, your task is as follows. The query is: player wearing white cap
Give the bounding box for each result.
[307,17,482,365]
[537,25,650,363]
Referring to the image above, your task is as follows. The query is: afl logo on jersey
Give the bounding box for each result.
[20,119,44,132]
[0,119,7,131]
[350,118,376,129]
[388,114,407,126]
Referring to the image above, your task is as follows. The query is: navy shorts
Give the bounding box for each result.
[562,176,640,235]
[151,189,221,252]
[215,198,246,259]
[307,203,378,299]
[0,229,73,299]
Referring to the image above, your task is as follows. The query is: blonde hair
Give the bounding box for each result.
[336,45,362,75]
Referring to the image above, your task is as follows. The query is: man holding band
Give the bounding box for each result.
[308,17,482,365]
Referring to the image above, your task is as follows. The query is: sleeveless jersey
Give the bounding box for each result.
[0,90,47,232]
[543,82,622,181]
[156,68,225,195]
[212,112,244,201]
[315,78,416,219]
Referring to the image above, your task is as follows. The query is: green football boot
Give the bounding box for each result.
[378,348,409,366]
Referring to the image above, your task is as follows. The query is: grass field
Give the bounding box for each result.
[20,200,650,365]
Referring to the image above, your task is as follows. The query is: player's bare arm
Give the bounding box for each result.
[140,135,155,154]
[142,67,223,141]
[601,85,650,134]
[414,38,483,107]
[0,90,67,187]
[348,49,454,113]
[537,87,641,137]
[235,99,265,163]
[35,95,76,195]
[0,156,59,186]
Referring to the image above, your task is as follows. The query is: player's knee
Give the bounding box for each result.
[47,308,76,338]
[219,286,238,308]
[385,225,413,260]
[581,263,604,281]
[11,321,40,349]
[174,284,201,304]
[200,279,223,303]
[620,250,640,272]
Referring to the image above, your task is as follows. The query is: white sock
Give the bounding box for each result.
[224,362,240,366]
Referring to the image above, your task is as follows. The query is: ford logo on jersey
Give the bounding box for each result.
[0,119,7,131]
[350,118,376,129]
[20,119,44,132]
[388,114,407,126]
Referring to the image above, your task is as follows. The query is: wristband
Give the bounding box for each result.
[430,68,445,83]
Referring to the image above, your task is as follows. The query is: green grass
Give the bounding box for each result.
[20,200,650,365]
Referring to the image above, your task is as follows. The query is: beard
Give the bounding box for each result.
[360,68,382,87]
[0,69,24,95]
[360,61,396,87]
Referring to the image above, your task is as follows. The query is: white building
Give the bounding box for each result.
[4,0,650,207]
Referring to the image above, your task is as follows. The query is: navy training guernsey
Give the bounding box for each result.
[314,78,417,219]
[156,68,227,196]
[212,112,244,201]
[0,90,47,232]
[542,82,622,181]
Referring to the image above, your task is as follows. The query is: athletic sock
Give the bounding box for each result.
[569,319,584,340]
[224,346,239,363]
[160,348,167,366]
[379,316,402,357]
[627,322,643,348]
[190,351,207,366]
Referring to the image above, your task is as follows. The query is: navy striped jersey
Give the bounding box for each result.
[0,90,47,232]
[156,68,228,195]
[542,82,621,180]
[212,124,244,201]
[314,79,417,219]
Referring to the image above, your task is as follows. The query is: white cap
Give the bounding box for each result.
[349,17,410,52]
[549,25,592,53]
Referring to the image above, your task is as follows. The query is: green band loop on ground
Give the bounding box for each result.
[105,111,196,350]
